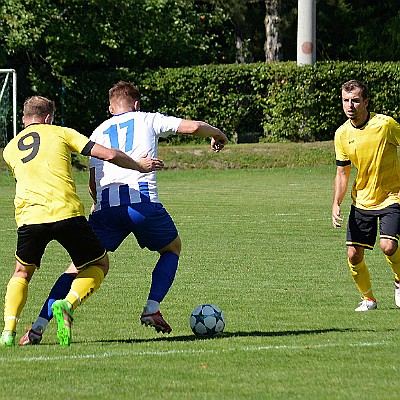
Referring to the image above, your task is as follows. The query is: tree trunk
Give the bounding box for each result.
[264,0,282,62]
[233,8,253,63]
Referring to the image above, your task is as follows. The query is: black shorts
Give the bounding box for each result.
[346,204,400,250]
[16,216,106,269]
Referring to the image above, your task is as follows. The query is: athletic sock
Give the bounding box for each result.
[143,300,160,315]
[148,252,179,303]
[65,265,105,310]
[32,317,49,334]
[348,258,375,300]
[38,273,76,322]
[3,277,28,332]
[385,247,400,282]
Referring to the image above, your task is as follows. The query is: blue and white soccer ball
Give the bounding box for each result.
[190,304,225,337]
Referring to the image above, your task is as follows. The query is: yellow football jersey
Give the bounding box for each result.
[3,124,91,226]
[334,112,400,210]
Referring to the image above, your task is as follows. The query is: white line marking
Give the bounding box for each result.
[0,340,393,363]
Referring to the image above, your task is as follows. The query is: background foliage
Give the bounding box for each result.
[47,61,400,142]
[0,0,399,142]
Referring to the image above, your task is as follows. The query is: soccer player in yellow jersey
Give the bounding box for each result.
[0,96,164,346]
[332,80,400,311]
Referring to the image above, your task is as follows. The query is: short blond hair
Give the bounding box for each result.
[23,96,56,119]
[109,81,140,103]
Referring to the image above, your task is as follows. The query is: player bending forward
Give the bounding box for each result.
[20,81,228,345]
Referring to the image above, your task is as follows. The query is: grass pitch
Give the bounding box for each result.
[0,166,399,399]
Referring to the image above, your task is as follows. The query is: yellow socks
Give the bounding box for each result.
[3,277,28,332]
[385,247,400,282]
[348,258,375,301]
[65,265,105,310]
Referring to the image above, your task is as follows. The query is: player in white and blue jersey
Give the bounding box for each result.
[19,81,228,343]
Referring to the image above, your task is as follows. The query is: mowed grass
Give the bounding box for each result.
[1,165,400,399]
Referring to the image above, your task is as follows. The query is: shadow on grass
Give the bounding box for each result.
[95,327,359,344]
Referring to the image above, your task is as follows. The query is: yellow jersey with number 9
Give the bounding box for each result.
[334,112,400,210]
[3,123,91,227]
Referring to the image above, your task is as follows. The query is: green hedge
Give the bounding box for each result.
[47,61,400,142]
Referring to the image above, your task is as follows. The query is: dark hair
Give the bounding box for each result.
[341,80,369,100]
[109,81,141,103]
[23,96,56,118]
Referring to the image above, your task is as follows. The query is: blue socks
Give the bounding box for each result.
[39,273,76,321]
[36,253,178,324]
[148,252,179,303]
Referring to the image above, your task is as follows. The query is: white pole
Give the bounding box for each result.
[12,70,17,137]
[297,0,316,66]
[0,69,17,137]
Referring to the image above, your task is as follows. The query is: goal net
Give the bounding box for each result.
[0,69,17,147]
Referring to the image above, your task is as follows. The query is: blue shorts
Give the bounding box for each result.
[88,202,178,252]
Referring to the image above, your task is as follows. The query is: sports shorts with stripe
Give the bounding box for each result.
[16,216,106,269]
[346,203,400,250]
[89,202,178,252]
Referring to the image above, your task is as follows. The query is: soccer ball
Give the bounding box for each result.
[190,304,225,337]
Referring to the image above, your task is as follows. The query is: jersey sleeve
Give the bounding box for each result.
[386,117,400,145]
[152,113,183,138]
[88,126,103,169]
[63,127,91,153]
[334,127,350,165]
[2,144,15,178]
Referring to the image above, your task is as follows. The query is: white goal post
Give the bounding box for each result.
[0,69,17,146]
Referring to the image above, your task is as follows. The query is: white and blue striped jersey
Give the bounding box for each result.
[89,111,182,211]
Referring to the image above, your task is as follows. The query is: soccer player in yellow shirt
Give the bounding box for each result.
[332,80,400,311]
[0,96,164,346]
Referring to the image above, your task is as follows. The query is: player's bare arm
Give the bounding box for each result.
[332,165,351,228]
[177,120,228,152]
[90,143,164,172]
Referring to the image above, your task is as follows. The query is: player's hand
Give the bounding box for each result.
[211,131,228,152]
[332,204,343,228]
[136,152,164,172]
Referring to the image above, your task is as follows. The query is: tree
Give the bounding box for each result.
[0,0,236,107]
[316,0,400,61]
[1,0,399,102]
[264,0,282,61]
